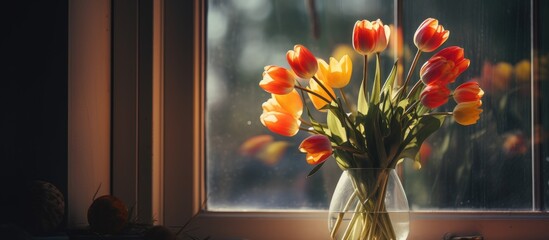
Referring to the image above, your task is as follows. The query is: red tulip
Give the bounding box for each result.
[259,65,296,95]
[299,135,333,165]
[260,111,300,137]
[420,46,470,85]
[420,83,451,109]
[414,18,449,52]
[453,81,484,103]
[352,19,391,55]
[287,45,318,79]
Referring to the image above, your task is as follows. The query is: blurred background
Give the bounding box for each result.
[205,0,549,211]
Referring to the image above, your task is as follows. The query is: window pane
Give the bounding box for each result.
[206,0,394,210]
[401,0,533,210]
[205,0,544,212]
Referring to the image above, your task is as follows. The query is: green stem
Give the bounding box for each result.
[330,190,359,239]
[298,127,319,134]
[312,75,337,102]
[362,54,369,100]
[339,88,352,113]
[342,201,363,240]
[396,49,422,101]
[332,145,361,154]
[424,111,453,116]
[299,117,313,126]
[406,77,424,100]
[295,85,331,104]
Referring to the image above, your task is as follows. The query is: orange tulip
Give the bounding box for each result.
[453,100,483,126]
[259,65,296,95]
[260,111,300,137]
[262,89,303,119]
[420,46,469,85]
[316,55,353,88]
[307,78,335,111]
[287,44,318,79]
[414,18,449,52]
[260,90,303,136]
[453,81,484,103]
[299,134,333,165]
[352,19,390,55]
[420,83,450,109]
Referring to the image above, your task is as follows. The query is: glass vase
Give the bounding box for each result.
[328,168,409,240]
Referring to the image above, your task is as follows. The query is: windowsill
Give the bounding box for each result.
[182,211,549,239]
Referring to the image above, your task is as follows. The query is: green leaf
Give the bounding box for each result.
[307,161,325,178]
[327,105,347,144]
[370,53,382,104]
[357,78,369,115]
[384,115,403,165]
[380,61,399,112]
[400,114,445,164]
[363,105,388,167]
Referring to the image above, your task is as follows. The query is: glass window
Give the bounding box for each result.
[206,0,395,211]
[205,0,549,213]
[400,0,534,210]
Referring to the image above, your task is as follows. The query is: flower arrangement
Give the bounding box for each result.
[259,18,483,239]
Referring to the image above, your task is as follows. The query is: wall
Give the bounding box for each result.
[0,0,68,228]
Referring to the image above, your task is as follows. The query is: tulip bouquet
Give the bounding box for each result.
[259,18,483,239]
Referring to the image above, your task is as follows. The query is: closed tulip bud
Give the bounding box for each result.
[420,83,451,109]
[259,65,296,94]
[299,135,333,165]
[262,90,303,119]
[287,45,318,79]
[453,100,483,126]
[352,19,390,55]
[453,81,484,103]
[414,18,449,52]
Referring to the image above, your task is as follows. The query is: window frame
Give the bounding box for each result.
[159,0,549,239]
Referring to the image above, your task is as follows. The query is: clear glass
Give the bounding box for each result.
[328,169,409,240]
[400,0,534,210]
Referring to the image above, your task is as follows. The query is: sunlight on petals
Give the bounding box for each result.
[299,135,333,165]
[260,112,300,137]
[287,44,318,79]
[316,55,353,89]
[352,19,390,55]
[259,65,296,94]
[414,18,449,52]
[453,81,484,103]
[307,78,336,111]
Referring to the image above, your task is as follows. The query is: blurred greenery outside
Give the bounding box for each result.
[205,0,549,211]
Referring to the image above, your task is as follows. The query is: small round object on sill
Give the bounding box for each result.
[18,180,65,235]
[87,195,128,234]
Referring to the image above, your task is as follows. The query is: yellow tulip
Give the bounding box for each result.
[453,100,483,126]
[307,78,335,111]
[316,55,353,89]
